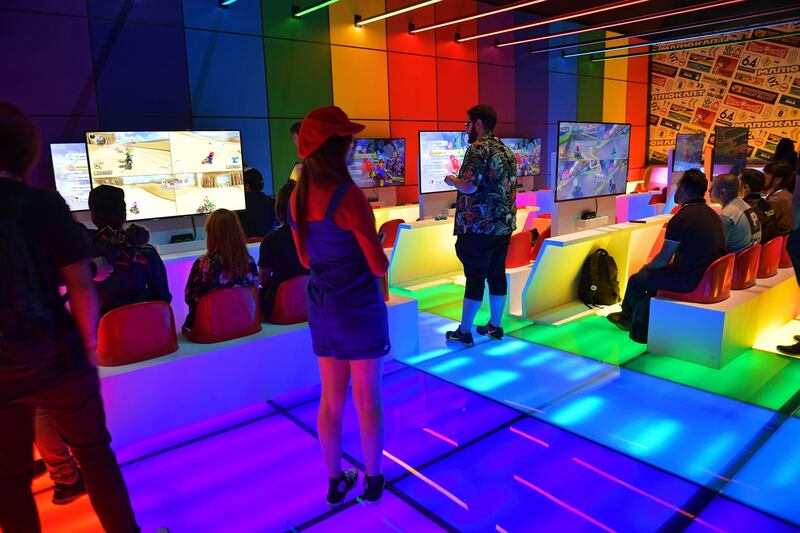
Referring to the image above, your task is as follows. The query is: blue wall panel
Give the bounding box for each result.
[182,0,262,35]
[88,0,184,26]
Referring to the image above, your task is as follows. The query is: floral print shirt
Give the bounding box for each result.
[183,252,259,329]
[454,134,518,235]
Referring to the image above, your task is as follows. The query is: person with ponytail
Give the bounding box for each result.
[289,107,389,506]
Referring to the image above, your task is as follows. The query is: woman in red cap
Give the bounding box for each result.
[290,106,389,506]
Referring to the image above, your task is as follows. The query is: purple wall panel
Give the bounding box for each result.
[479,63,516,127]
[87,0,184,26]
[28,115,100,190]
[1,0,86,15]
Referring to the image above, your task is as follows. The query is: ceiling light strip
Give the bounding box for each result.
[589,29,800,62]
[356,0,442,27]
[565,16,800,58]
[292,0,340,18]
[526,5,800,54]
[409,0,549,34]
[455,0,652,43]
[497,0,745,48]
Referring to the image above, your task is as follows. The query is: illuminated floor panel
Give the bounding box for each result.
[723,417,800,526]
[687,495,800,533]
[510,315,646,365]
[426,299,533,335]
[286,367,519,482]
[393,415,702,532]
[626,349,800,411]
[305,492,447,532]
[391,284,463,312]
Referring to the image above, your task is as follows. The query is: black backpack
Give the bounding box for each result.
[0,186,55,360]
[578,249,620,307]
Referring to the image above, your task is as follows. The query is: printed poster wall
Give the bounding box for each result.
[647,22,800,165]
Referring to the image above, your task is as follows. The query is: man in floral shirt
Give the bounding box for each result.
[444,104,517,346]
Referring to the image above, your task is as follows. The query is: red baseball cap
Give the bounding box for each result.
[298,106,364,159]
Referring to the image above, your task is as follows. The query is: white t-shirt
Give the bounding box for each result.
[720,197,761,253]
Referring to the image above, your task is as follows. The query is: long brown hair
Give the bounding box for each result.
[205,208,251,278]
[294,134,353,251]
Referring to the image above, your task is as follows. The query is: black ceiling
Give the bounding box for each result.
[481,0,800,39]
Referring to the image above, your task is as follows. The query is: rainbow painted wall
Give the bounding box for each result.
[0,0,648,199]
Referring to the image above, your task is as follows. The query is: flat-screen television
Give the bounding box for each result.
[712,126,748,175]
[672,133,704,172]
[418,131,469,194]
[501,137,541,176]
[347,138,405,188]
[51,143,91,211]
[555,122,631,202]
[85,130,245,221]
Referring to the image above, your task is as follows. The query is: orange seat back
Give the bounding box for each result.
[246,236,262,244]
[780,235,792,269]
[757,236,784,279]
[379,219,404,249]
[658,253,734,304]
[530,227,551,262]
[646,228,666,264]
[731,244,760,290]
[268,275,309,325]
[506,232,533,268]
[187,287,262,343]
[97,301,178,367]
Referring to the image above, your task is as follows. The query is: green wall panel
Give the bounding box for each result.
[262,0,330,43]
[270,118,302,192]
[576,30,605,123]
[264,38,333,117]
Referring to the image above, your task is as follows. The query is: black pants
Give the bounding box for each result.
[455,233,511,301]
[0,369,139,533]
[787,229,800,285]
[621,268,699,318]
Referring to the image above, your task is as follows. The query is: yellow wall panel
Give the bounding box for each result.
[331,46,390,120]
[329,0,387,49]
[603,32,628,123]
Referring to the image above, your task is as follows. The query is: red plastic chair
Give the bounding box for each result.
[731,244,761,290]
[97,301,178,367]
[246,236,262,244]
[506,232,533,268]
[379,219,404,249]
[530,227,551,262]
[657,253,735,304]
[185,287,262,343]
[268,275,309,325]
[757,236,784,279]
[780,235,792,269]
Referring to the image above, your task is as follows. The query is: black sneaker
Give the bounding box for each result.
[33,459,47,479]
[52,475,86,505]
[777,341,800,358]
[793,335,800,342]
[326,468,358,507]
[445,327,474,346]
[361,473,385,505]
[476,322,504,340]
[606,312,631,332]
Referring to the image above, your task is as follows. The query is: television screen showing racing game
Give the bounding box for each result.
[501,137,541,176]
[85,131,244,221]
[672,133,705,172]
[556,122,630,202]
[348,138,406,189]
[51,143,91,211]
[712,126,748,174]
[419,131,469,194]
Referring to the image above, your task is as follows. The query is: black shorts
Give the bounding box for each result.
[455,233,511,301]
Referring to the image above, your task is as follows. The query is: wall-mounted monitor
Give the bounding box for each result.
[50,142,91,211]
[672,133,704,172]
[347,138,405,189]
[85,130,245,221]
[501,137,541,176]
[418,131,469,194]
[712,126,748,175]
[555,122,631,202]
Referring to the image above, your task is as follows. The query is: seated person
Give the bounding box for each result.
[184,209,259,331]
[259,180,309,317]
[739,169,778,243]
[710,173,761,253]
[608,169,725,332]
[88,185,171,316]
[238,167,276,238]
[764,160,795,234]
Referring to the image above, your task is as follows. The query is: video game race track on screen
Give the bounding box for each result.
[348,138,406,189]
[85,131,245,221]
[556,122,631,202]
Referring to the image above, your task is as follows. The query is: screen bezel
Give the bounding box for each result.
[350,137,407,190]
[83,129,245,222]
[417,130,469,195]
[50,142,91,212]
[554,121,632,203]
[499,137,543,177]
[671,133,705,172]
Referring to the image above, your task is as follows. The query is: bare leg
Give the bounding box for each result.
[317,358,351,478]
[489,294,505,328]
[350,357,384,477]
[460,298,482,333]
